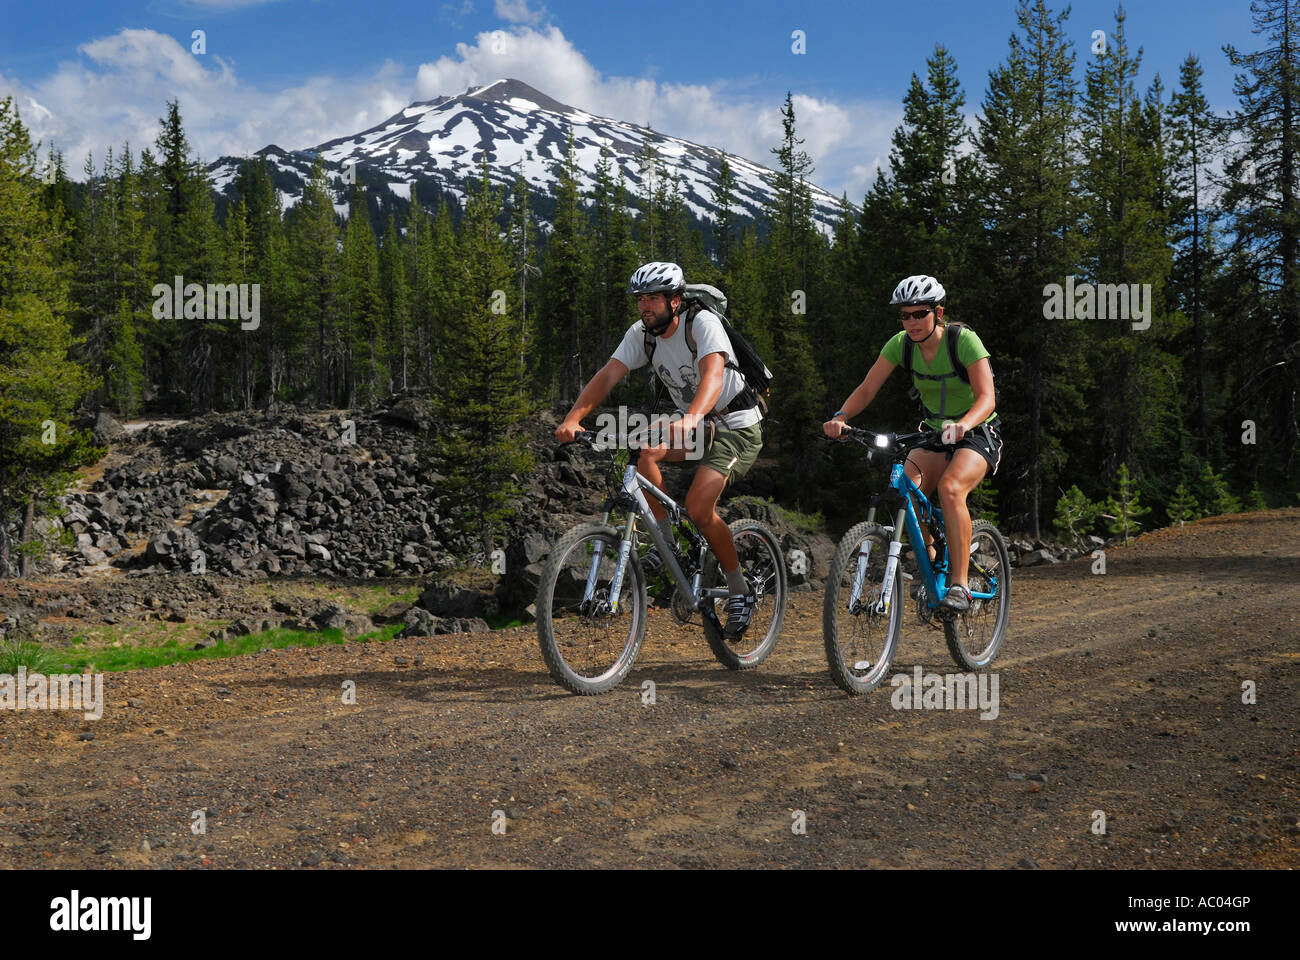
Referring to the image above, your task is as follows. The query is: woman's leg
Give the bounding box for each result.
[904,448,950,561]
[935,448,990,587]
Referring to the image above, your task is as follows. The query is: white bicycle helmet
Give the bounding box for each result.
[628,261,685,296]
[890,275,946,306]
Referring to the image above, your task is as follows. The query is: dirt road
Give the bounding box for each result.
[1,511,1296,868]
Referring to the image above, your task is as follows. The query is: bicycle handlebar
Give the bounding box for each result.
[557,429,602,449]
[837,424,946,454]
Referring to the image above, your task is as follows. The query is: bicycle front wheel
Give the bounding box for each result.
[944,519,1011,670]
[536,522,647,695]
[701,519,788,670]
[823,521,903,695]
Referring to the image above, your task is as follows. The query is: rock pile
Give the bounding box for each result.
[44,401,835,624]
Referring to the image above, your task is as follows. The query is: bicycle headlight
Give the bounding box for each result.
[875,433,890,448]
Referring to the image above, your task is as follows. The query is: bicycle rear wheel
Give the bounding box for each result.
[944,519,1010,670]
[536,522,646,695]
[701,519,788,670]
[823,521,903,694]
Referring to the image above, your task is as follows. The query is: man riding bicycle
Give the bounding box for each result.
[555,261,765,636]
[822,275,1002,613]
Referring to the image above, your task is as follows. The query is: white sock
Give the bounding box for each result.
[724,566,747,595]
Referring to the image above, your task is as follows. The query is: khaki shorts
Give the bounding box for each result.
[700,422,764,486]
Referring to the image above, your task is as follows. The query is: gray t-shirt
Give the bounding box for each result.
[611,311,762,430]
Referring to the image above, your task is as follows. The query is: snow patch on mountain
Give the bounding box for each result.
[206,78,849,235]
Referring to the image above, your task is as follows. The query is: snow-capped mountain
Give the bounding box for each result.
[206,78,847,235]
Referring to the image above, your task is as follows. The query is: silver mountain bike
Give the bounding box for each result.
[537,430,788,695]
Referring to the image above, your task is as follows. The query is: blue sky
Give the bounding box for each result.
[0,0,1263,198]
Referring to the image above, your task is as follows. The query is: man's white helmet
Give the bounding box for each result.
[890,275,946,306]
[628,261,685,296]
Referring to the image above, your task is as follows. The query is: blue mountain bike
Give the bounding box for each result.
[823,426,1011,695]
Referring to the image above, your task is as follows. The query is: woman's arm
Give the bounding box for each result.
[823,354,895,437]
[956,357,996,434]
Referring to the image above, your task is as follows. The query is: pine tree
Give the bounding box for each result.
[662,172,693,270]
[1220,0,1300,478]
[764,93,826,507]
[586,147,616,367]
[821,194,863,401]
[379,212,410,394]
[223,195,255,409]
[975,0,1086,535]
[1167,54,1227,460]
[1053,484,1101,547]
[507,162,538,383]
[290,158,342,406]
[768,93,815,273]
[1196,461,1242,515]
[105,297,146,416]
[154,99,193,276]
[1166,480,1200,527]
[0,96,100,578]
[137,147,173,391]
[1102,463,1151,544]
[712,154,738,270]
[70,148,118,396]
[1080,8,1177,481]
[231,154,285,405]
[428,157,534,558]
[340,186,383,406]
[262,190,294,404]
[174,158,224,411]
[875,46,980,284]
[1246,480,1269,510]
[636,133,663,258]
[424,200,458,388]
[538,127,589,404]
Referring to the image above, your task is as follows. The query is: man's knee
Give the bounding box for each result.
[685,494,716,527]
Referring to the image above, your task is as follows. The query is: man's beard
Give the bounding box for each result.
[642,304,673,335]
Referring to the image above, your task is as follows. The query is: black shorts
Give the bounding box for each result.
[913,417,1004,476]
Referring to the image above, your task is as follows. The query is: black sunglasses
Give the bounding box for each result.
[899,307,933,321]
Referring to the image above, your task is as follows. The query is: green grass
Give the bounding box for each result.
[732,495,825,533]
[0,637,59,673]
[357,582,421,615]
[53,622,405,673]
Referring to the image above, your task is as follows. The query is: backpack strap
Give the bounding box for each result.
[901,324,967,419]
[946,323,970,384]
[643,302,699,366]
[646,304,759,419]
[901,335,922,404]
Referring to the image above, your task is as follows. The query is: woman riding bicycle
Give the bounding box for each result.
[822,275,1002,613]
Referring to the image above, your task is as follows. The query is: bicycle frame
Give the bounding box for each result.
[587,461,730,614]
[852,452,997,614]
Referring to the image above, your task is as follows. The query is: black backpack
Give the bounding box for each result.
[642,283,772,413]
[899,322,998,419]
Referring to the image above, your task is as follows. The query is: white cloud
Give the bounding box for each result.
[494,0,548,26]
[0,29,410,175]
[0,22,897,199]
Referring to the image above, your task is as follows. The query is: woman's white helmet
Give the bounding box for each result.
[628,261,685,296]
[890,275,946,306]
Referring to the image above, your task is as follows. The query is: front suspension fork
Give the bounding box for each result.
[586,510,638,611]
